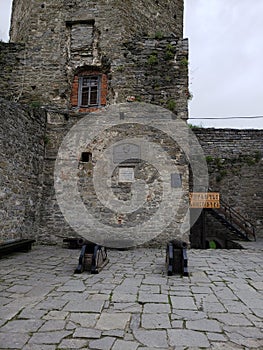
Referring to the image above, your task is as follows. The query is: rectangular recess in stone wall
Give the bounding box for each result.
[71,24,93,51]
[66,19,95,52]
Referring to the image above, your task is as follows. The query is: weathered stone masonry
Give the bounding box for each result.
[0,0,262,247]
[0,42,25,102]
[0,0,190,246]
[8,0,187,115]
[0,98,46,241]
[1,99,262,244]
[39,104,191,247]
[193,128,263,242]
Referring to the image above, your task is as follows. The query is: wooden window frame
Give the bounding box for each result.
[78,75,101,107]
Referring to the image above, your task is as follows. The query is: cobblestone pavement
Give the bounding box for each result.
[0,244,262,350]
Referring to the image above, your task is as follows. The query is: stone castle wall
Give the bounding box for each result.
[0,42,25,102]
[1,99,262,245]
[1,0,261,247]
[0,98,46,241]
[0,0,190,248]
[40,104,190,247]
[193,128,263,239]
[7,0,187,116]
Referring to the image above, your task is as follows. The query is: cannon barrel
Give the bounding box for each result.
[169,239,188,249]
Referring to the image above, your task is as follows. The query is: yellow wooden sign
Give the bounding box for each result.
[189,192,220,208]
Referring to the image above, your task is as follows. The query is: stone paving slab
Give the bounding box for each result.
[0,244,262,349]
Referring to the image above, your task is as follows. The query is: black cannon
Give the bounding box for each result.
[166,239,189,276]
[63,237,87,249]
[74,241,108,274]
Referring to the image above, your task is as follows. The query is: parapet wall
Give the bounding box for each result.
[194,128,263,238]
[194,128,263,158]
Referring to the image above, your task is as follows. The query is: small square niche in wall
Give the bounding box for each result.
[81,152,92,163]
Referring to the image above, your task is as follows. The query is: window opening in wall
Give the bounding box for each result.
[78,76,100,107]
[81,152,92,163]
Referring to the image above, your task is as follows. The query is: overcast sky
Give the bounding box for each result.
[0,0,262,129]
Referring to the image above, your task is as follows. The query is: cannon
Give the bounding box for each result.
[74,241,108,274]
[63,237,87,249]
[166,239,189,276]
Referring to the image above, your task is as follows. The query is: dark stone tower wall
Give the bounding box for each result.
[9,0,188,118]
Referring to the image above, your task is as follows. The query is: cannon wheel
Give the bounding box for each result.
[91,246,108,274]
[74,245,87,274]
[166,243,173,276]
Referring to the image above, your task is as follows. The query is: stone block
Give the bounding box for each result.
[96,313,131,330]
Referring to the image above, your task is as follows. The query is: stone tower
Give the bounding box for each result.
[10,0,188,117]
[6,0,191,247]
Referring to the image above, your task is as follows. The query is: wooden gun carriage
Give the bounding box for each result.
[63,238,108,274]
[166,239,189,276]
